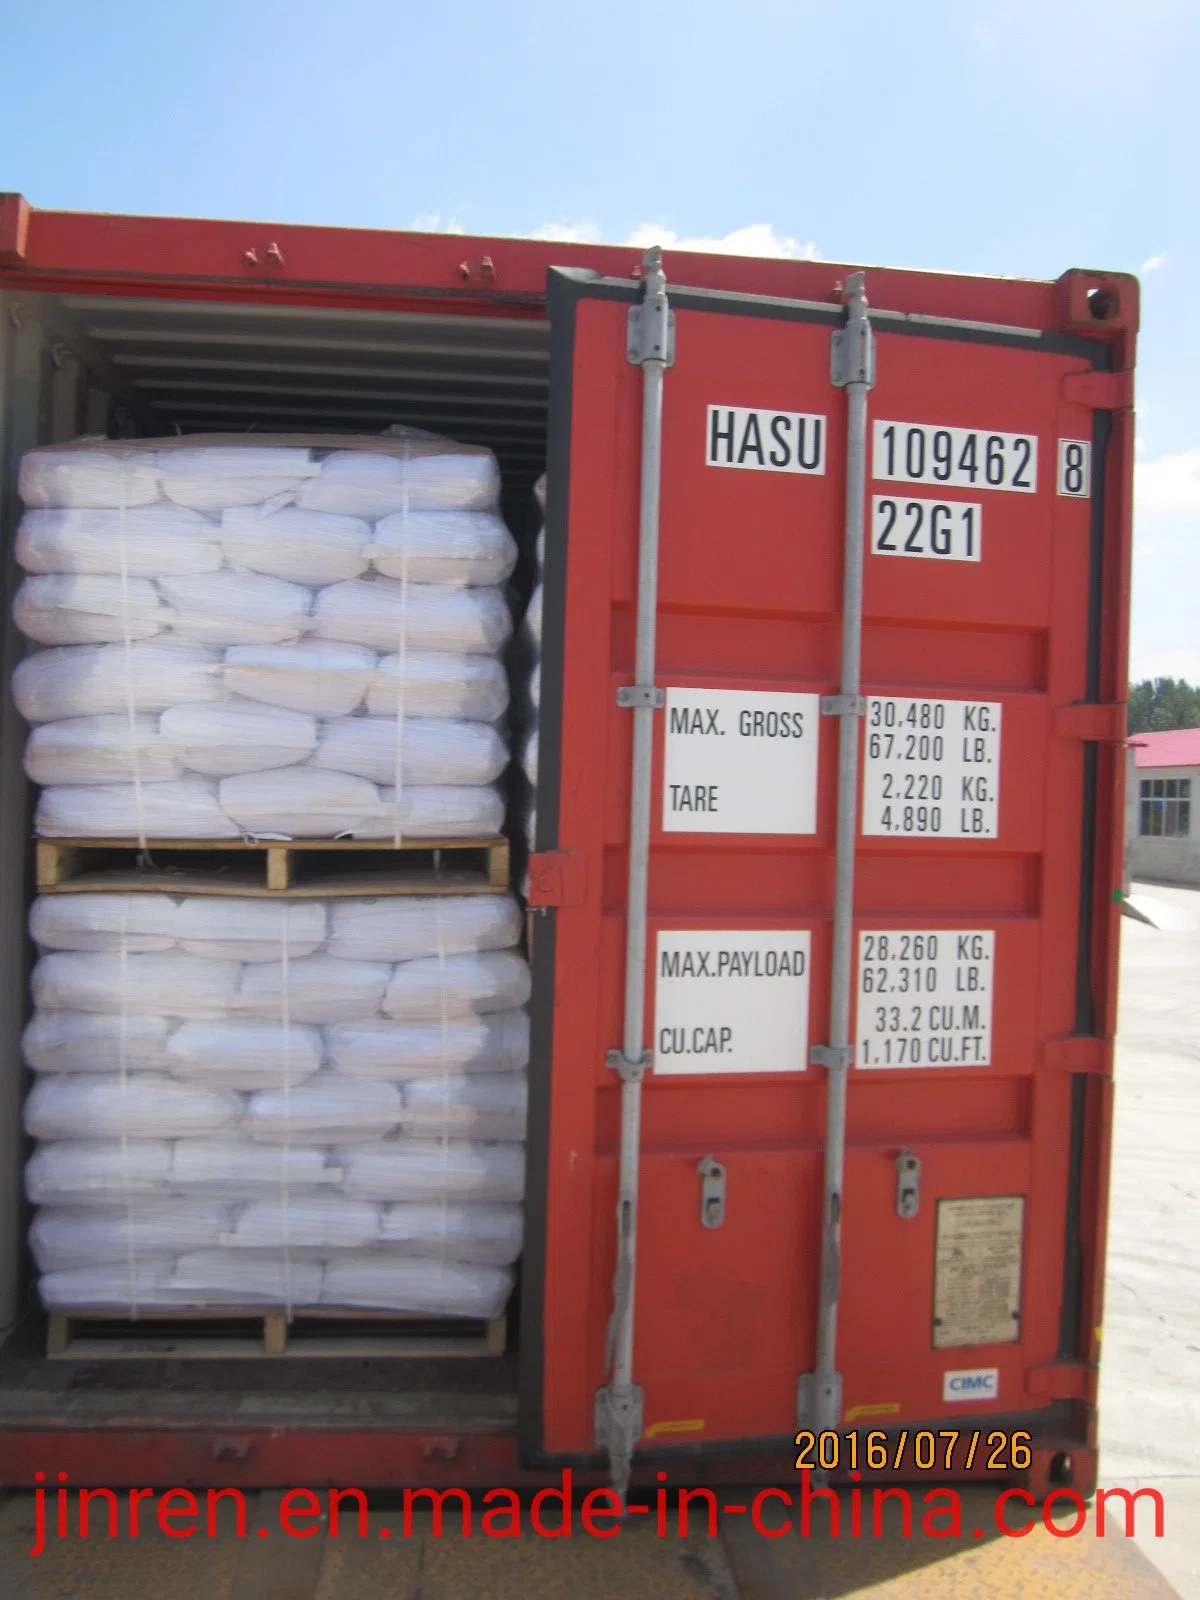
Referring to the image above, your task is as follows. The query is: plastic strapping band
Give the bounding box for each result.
[117,897,139,1318]
[116,459,148,854]
[279,902,294,1321]
[434,899,450,1294]
[392,442,411,851]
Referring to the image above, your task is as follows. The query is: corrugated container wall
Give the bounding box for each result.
[0,193,1136,1493]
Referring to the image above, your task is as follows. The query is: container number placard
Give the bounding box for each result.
[871,496,982,563]
[856,929,994,1068]
[874,421,1037,494]
[862,697,1001,838]
[1057,438,1091,497]
[655,929,811,1075]
[706,406,826,475]
[663,687,819,835]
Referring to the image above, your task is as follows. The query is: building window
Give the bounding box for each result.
[1139,777,1192,838]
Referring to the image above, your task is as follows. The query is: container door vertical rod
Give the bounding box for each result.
[801,272,875,1436]
[596,246,674,1503]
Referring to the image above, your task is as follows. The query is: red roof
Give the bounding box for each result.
[1132,728,1200,768]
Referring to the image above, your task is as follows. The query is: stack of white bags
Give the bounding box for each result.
[23,891,530,1319]
[514,476,544,877]
[12,434,517,839]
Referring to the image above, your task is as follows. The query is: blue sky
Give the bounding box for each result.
[1,0,1195,679]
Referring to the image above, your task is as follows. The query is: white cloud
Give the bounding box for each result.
[1136,448,1200,516]
[410,213,466,235]
[624,222,817,260]
[527,219,602,244]
[1130,649,1200,683]
[527,220,817,260]
[1140,253,1166,274]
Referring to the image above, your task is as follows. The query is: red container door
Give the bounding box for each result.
[521,266,1134,1471]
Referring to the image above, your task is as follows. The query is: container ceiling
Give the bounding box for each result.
[54,294,550,486]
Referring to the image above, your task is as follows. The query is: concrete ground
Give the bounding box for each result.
[0,880,1196,1599]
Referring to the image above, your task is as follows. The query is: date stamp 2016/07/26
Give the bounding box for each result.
[794,1430,1032,1475]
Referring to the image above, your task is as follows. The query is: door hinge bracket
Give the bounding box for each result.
[1053,702,1127,742]
[1041,1034,1112,1075]
[1061,369,1134,411]
[830,274,876,390]
[698,1157,727,1228]
[895,1149,922,1218]
[627,247,676,368]
[617,684,665,709]
[796,1371,843,1429]
[821,694,865,717]
[810,1044,854,1070]
[526,850,587,909]
[1026,1361,1098,1403]
[606,1048,652,1084]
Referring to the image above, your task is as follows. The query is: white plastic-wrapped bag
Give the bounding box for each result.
[312,579,511,655]
[221,641,377,717]
[321,1253,513,1318]
[366,510,516,587]
[30,893,179,953]
[30,1199,232,1271]
[297,446,499,519]
[159,570,313,646]
[22,1011,173,1074]
[235,955,390,1023]
[310,716,507,787]
[36,777,239,838]
[219,767,382,837]
[161,702,317,778]
[16,506,223,577]
[327,1011,529,1081]
[243,1077,402,1143]
[19,447,161,510]
[165,1021,323,1091]
[525,583,543,646]
[33,950,241,1018]
[338,1137,526,1202]
[365,651,509,721]
[221,505,370,586]
[154,445,319,511]
[13,640,221,723]
[165,1249,322,1304]
[522,728,539,786]
[174,898,326,962]
[14,574,170,645]
[170,1138,337,1195]
[24,1074,243,1140]
[25,1141,174,1205]
[350,784,505,839]
[383,950,532,1019]
[39,1258,181,1311]
[379,1202,523,1266]
[399,1072,528,1142]
[222,1195,381,1251]
[24,715,184,786]
[326,895,521,963]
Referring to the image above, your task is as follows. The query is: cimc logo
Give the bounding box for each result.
[942,1367,1000,1403]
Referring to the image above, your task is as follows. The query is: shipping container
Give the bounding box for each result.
[0,193,1136,1494]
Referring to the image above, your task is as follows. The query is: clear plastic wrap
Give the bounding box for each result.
[13,434,514,842]
[22,889,528,1317]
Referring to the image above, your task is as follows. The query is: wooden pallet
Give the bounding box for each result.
[46,1306,508,1360]
[35,835,510,897]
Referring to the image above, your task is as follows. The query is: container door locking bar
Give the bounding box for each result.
[798,274,875,1437]
[596,247,674,1505]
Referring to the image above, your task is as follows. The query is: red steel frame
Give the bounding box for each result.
[0,196,1135,1489]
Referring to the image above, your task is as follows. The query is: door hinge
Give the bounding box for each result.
[698,1157,727,1228]
[895,1149,922,1219]
[1026,1361,1098,1403]
[1041,1035,1112,1075]
[1061,369,1134,411]
[1053,702,1127,742]
[526,850,587,908]
[627,246,676,368]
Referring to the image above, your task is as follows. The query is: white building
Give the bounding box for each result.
[1130,729,1200,886]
